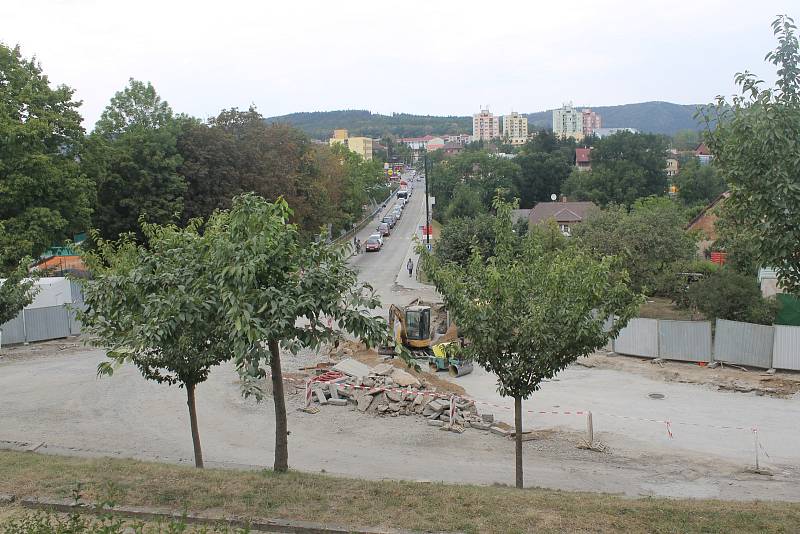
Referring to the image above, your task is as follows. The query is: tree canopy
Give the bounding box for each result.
[702,15,800,294]
[422,197,641,488]
[0,44,93,271]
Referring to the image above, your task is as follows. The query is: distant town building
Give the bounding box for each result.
[398,135,444,150]
[329,129,373,160]
[502,112,529,145]
[581,109,602,137]
[695,142,714,165]
[575,148,592,171]
[552,103,584,140]
[592,127,639,138]
[472,108,500,141]
[665,158,679,177]
[442,142,464,155]
[442,134,472,146]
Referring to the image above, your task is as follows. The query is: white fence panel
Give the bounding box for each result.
[658,320,712,362]
[0,314,26,345]
[713,319,774,369]
[612,318,658,358]
[772,325,800,371]
[24,306,70,342]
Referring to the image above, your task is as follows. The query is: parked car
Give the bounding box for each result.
[369,233,384,246]
[378,222,390,236]
[392,208,402,219]
[365,236,382,252]
[382,215,396,228]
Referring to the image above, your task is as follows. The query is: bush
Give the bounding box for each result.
[686,269,778,325]
[655,260,721,307]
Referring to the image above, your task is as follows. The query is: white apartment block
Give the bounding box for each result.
[472,108,500,141]
[502,112,528,145]
[552,102,583,140]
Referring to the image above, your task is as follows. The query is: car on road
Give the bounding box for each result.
[382,214,396,228]
[392,209,402,221]
[369,233,383,246]
[378,222,390,236]
[364,236,382,252]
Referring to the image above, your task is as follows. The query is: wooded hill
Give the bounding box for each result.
[265,101,702,139]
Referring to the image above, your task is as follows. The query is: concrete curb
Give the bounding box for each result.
[18,496,449,534]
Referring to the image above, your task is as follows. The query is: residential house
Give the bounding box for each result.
[398,135,443,150]
[685,191,730,256]
[442,134,472,146]
[665,158,679,177]
[695,142,714,165]
[528,199,598,236]
[502,112,529,145]
[592,127,638,138]
[575,147,592,171]
[442,142,464,155]
[329,129,374,160]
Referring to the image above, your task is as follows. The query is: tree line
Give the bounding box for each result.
[0,44,388,274]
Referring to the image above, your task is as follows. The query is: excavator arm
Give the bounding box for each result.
[387,304,408,346]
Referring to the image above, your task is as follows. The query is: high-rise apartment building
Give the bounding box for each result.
[552,103,583,140]
[472,108,500,141]
[581,109,601,137]
[502,112,528,145]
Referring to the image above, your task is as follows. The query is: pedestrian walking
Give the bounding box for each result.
[355,239,362,254]
[407,258,414,277]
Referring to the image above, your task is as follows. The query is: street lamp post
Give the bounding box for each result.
[423,150,430,247]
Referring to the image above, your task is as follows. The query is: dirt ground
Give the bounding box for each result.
[582,350,800,397]
[1,337,799,502]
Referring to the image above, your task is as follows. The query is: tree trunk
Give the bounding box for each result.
[270,338,289,473]
[514,395,523,489]
[186,382,204,468]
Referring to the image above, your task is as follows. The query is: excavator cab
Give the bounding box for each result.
[403,305,431,347]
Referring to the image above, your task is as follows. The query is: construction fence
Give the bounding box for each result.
[0,279,84,346]
[612,317,800,371]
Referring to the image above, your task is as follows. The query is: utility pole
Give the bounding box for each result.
[424,150,430,247]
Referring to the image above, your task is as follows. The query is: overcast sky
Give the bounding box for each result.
[1,0,794,128]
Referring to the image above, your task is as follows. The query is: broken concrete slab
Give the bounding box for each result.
[427,420,444,427]
[390,368,421,388]
[329,385,340,400]
[327,398,348,407]
[385,389,404,403]
[427,399,447,412]
[471,422,491,431]
[314,389,328,405]
[332,358,371,378]
[490,426,511,437]
[389,402,401,412]
[357,394,374,412]
[371,363,395,376]
[481,413,495,424]
[376,403,389,413]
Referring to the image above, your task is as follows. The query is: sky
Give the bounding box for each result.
[1,0,795,128]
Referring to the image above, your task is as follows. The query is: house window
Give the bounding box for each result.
[559,224,571,236]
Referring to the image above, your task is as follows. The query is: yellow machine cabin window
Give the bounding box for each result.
[405,309,430,340]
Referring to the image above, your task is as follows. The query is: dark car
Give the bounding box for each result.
[382,215,396,228]
[365,237,382,252]
[378,222,390,236]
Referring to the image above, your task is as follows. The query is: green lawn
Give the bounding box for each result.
[1,451,798,533]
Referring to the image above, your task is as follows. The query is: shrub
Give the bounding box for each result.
[686,269,778,325]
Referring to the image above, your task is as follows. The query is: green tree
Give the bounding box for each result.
[687,269,778,325]
[672,129,700,151]
[0,44,93,269]
[562,132,668,206]
[206,194,393,472]
[444,185,484,221]
[84,79,185,239]
[0,257,38,328]
[513,151,573,207]
[434,213,498,267]
[79,220,235,468]
[422,196,640,488]
[573,197,696,293]
[701,15,800,294]
[177,119,242,223]
[674,159,727,207]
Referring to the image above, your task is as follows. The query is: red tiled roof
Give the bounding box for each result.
[575,148,591,163]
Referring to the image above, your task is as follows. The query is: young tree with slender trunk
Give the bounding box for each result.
[78,220,234,468]
[422,196,641,488]
[206,194,392,472]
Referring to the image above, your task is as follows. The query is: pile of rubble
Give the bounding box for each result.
[305,358,512,436]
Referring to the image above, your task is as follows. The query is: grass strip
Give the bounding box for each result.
[1,451,798,533]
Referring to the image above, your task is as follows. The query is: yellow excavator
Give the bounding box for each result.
[380,300,473,377]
